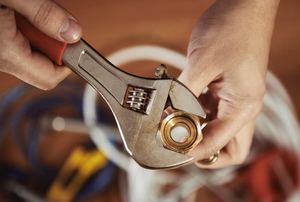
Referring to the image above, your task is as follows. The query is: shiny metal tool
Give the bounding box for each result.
[16,14,206,169]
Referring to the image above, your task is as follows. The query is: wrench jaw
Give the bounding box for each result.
[154,65,205,118]
[87,80,196,169]
[89,80,203,169]
[154,80,206,160]
[115,109,195,170]
[110,79,195,169]
[85,77,205,169]
[63,40,205,169]
[132,140,194,169]
[169,80,206,119]
[114,79,207,169]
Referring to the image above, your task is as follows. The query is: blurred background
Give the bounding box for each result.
[0,0,299,201]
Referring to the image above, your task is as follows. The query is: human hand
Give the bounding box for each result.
[0,0,82,90]
[179,0,280,169]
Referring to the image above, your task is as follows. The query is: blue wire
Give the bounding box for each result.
[11,97,64,178]
[0,80,82,142]
[77,161,116,200]
[7,81,84,175]
[0,81,84,181]
[0,84,30,114]
[11,96,82,175]
[1,81,116,199]
[26,119,56,179]
[27,97,82,170]
[0,84,30,142]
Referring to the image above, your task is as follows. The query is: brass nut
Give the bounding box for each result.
[160,111,203,154]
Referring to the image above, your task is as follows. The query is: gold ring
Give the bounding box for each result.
[160,110,204,154]
[198,151,220,165]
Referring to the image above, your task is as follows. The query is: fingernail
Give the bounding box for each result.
[60,18,82,42]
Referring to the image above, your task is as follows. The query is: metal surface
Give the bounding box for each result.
[198,151,220,165]
[62,39,206,169]
[160,110,203,153]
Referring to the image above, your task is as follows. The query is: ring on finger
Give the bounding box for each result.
[198,150,220,165]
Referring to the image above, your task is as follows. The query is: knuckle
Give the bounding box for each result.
[0,47,14,74]
[236,90,265,119]
[38,66,67,90]
[0,9,17,40]
[1,35,31,72]
[33,0,55,28]
[233,157,246,165]
[232,151,249,165]
[0,45,6,61]
[251,87,266,104]
[41,82,57,91]
[0,4,12,17]
[40,78,59,91]
[242,99,263,116]
[0,59,13,73]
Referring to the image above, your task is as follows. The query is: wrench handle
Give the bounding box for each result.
[15,13,67,65]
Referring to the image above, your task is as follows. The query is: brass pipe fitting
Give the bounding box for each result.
[160,110,204,154]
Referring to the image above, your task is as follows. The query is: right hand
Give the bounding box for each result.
[0,0,82,90]
[179,0,279,169]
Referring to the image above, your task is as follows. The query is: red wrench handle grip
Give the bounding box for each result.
[15,13,67,65]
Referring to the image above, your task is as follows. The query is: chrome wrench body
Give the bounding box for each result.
[63,40,206,169]
[16,14,206,169]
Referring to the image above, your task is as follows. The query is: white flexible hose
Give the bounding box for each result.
[82,45,190,171]
[83,82,129,171]
[82,45,300,202]
[107,45,188,69]
[256,72,300,155]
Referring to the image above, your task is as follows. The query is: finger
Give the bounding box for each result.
[189,97,258,161]
[178,60,220,96]
[198,89,219,120]
[12,49,71,90]
[195,120,255,169]
[0,6,70,90]
[3,0,81,43]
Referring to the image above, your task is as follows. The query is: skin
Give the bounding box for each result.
[0,0,280,169]
[0,0,82,90]
[180,0,280,168]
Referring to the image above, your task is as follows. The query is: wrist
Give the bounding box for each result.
[216,0,280,8]
[195,0,280,51]
[213,0,280,21]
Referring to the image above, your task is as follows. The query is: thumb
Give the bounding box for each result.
[178,48,220,97]
[6,0,81,43]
